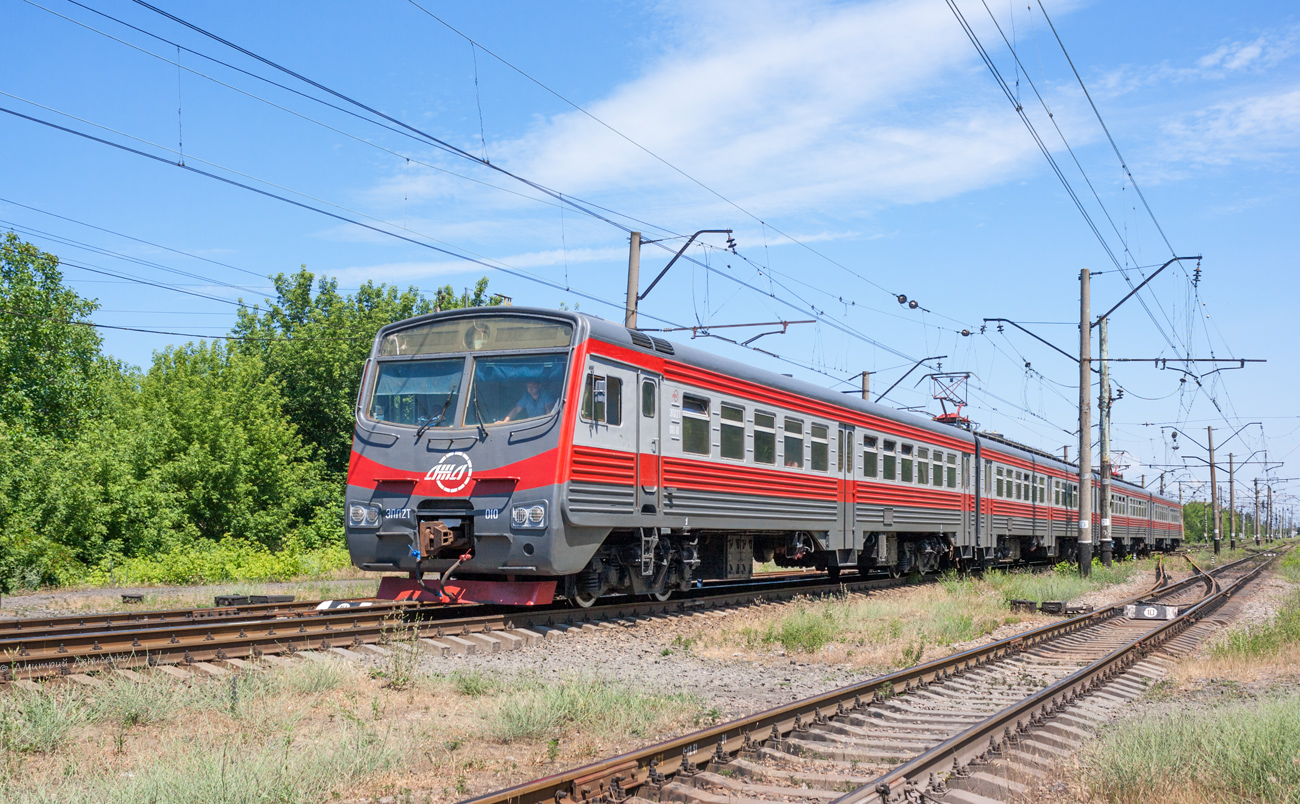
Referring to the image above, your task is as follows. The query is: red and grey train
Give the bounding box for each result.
[344,308,1182,606]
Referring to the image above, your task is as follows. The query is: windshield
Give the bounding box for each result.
[367,358,463,428]
[465,353,567,426]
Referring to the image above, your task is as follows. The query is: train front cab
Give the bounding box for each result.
[344,310,597,603]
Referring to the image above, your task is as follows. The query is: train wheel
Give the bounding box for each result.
[887,565,902,579]
[573,591,600,608]
[651,589,673,602]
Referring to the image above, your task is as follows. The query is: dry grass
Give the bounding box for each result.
[687,585,1044,670]
[0,656,708,804]
[681,561,1156,671]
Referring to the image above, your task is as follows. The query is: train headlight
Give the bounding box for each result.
[510,502,547,529]
[348,503,381,528]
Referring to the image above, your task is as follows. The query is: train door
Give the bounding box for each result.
[961,452,973,544]
[837,425,855,548]
[636,373,663,513]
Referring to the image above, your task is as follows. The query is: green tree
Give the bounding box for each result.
[0,232,111,437]
[133,341,336,550]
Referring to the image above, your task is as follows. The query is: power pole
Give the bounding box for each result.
[1208,426,1219,555]
[861,372,870,401]
[1254,478,1261,546]
[1098,317,1113,567]
[624,231,641,328]
[1267,485,1274,542]
[1228,454,1235,550]
[1078,269,1093,576]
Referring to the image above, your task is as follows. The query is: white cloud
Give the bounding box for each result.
[1098,25,1299,97]
[479,0,1041,215]
[1163,85,1300,166]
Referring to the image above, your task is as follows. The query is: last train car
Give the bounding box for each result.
[344,308,1181,606]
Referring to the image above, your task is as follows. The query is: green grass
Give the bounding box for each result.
[1081,694,1300,803]
[982,558,1151,605]
[0,687,83,753]
[275,657,354,695]
[488,675,703,742]
[1211,588,1300,660]
[450,668,499,697]
[732,590,1006,658]
[1278,548,1300,584]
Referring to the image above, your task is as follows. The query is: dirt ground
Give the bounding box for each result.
[2,560,1229,804]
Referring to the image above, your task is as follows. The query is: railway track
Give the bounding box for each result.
[459,549,1280,804]
[0,566,961,683]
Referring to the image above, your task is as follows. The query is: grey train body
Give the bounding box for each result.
[344,308,1182,603]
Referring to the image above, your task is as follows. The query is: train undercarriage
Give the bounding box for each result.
[558,526,1166,606]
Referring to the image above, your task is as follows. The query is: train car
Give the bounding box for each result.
[343,308,1182,605]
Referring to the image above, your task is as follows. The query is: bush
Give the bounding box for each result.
[87,538,350,587]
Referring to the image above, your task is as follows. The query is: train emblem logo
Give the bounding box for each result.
[426,452,473,493]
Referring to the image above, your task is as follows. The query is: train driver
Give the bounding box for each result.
[502,379,557,422]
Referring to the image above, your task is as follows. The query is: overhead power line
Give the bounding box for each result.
[0,306,364,341]
[0,194,266,279]
[404,0,913,307]
[6,8,1087,435]
[29,0,983,375]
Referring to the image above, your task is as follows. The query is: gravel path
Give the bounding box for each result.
[357,564,1172,722]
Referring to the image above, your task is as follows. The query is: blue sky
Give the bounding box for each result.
[3,0,1298,517]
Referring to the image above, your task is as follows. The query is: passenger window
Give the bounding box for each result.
[721,404,744,460]
[918,455,928,485]
[901,455,913,483]
[933,452,944,486]
[642,380,656,417]
[947,454,957,488]
[784,418,804,468]
[682,395,710,455]
[811,424,829,472]
[754,412,776,465]
[996,467,1004,498]
[882,440,896,481]
[863,435,878,478]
